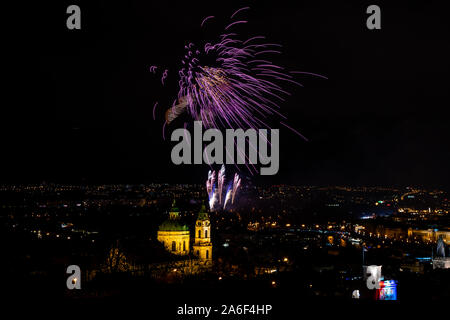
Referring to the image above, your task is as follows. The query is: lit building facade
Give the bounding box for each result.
[407,228,449,243]
[157,200,213,262]
[157,200,190,255]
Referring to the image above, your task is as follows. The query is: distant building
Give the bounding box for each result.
[433,236,450,269]
[433,258,450,269]
[157,200,190,255]
[362,224,450,243]
[400,261,424,274]
[408,228,450,243]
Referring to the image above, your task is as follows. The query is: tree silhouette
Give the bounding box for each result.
[104,241,131,273]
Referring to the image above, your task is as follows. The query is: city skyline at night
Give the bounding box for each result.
[1,0,449,313]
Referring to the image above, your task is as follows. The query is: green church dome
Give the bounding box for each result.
[158,219,189,231]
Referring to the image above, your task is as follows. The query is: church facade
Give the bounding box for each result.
[157,200,212,261]
[157,200,190,255]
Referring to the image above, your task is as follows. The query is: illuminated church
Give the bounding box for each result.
[157,200,212,262]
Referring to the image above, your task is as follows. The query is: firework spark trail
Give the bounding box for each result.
[218,164,225,204]
[209,185,217,211]
[207,170,217,205]
[224,20,248,30]
[231,173,241,204]
[210,170,216,194]
[182,122,191,150]
[162,121,167,141]
[206,170,218,210]
[152,102,158,120]
[203,138,215,171]
[161,69,168,85]
[289,71,329,80]
[206,170,214,195]
[223,184,233,210]
[206,182,211,196]
[230,6,250,19]
[201,16,215,27]
[280,121,308,141]
[149,66,158,73]
[234,141,258,176]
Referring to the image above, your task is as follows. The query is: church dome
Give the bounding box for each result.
[158,220,189,231]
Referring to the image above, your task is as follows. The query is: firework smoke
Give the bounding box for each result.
[165,96,188,124]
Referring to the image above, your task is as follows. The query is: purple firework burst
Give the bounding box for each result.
[163,7,326,133]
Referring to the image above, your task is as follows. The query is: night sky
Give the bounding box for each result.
[2,0,449,189]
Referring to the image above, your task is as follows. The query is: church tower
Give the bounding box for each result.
[193,202,212,261]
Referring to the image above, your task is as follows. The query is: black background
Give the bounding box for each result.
[3,0,449,189]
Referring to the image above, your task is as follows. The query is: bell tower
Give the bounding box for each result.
[193,202,212,261]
